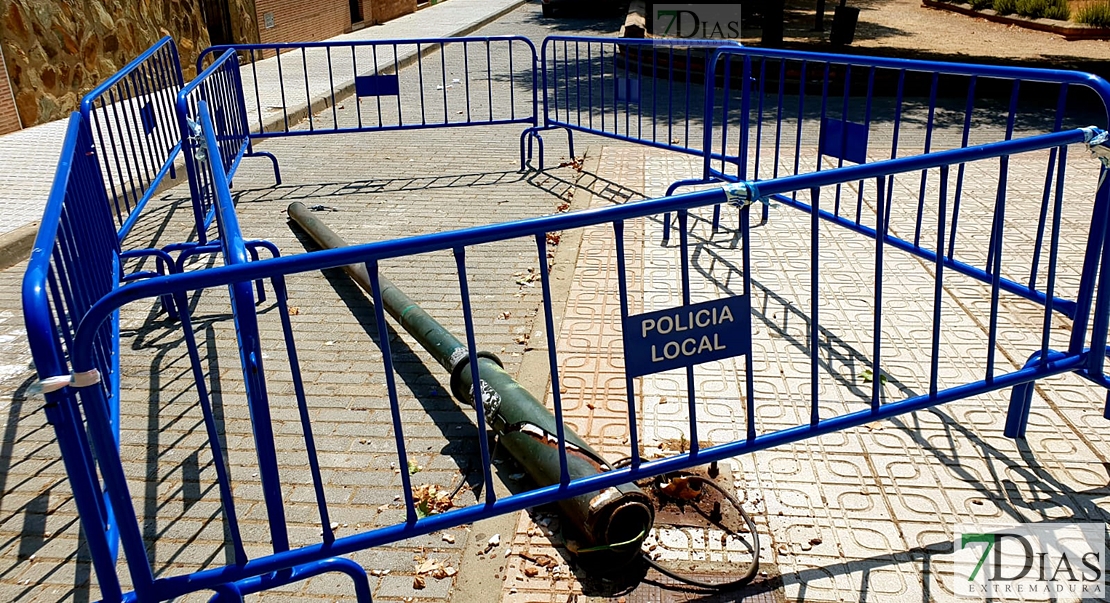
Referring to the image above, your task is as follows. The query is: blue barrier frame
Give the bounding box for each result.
[79,36,185,244]
[24,32,1110,603]
[53,123,1107,602]
[177,49,281,244]
[526,36,742,171]
[197,36,539,142]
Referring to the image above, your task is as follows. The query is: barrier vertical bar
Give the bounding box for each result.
[914,73,940,248]
[394,44,403,124]
[854,67,876,226]
[947,75,978,259]
[986,81,1022,271]
[441,43,449,124]
[251,49,264,132]
[1028,86,1069,286]
[810,186,820,426]
[792,60,807,199]
[678,209,699,456]
[1040,146,1067,362]
[931,166,949,397]
[536,234,571,487]
[374,44,385,127]
[754,59,766,182]
[366,260,419,524]
[277,49,290,131]
[615,220,641,470]
[453,248,498,506]
[834,65,852,215]
[353,46,365,128]
[303,47,314,131]
[986,155,1009,382]
[741,202,757,442]
[872,175,886,411]
[815,63,831,176]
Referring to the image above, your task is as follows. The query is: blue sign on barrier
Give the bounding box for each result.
[355,74,401,97]
[819,117,869,164]
[616,77,640,103]
[623,295,750,377]
[140,101,156,135]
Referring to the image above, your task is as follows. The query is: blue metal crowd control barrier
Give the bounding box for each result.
[21,32,1110,602]
[79,36,186,244]
[528,35,740,170]
[29,117,1109,601]
[197,36,539,143]
[661,46,1110,243]
[176,49,281,243]
[20,113,203,602]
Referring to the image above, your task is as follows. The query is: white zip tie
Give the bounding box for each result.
[1083,126,1110,191]
[722,181,774,210]
[27,369,101,397]
[187,118,209,165]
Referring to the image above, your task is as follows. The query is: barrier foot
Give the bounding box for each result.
[1004,351,1044,439]
[519,129,532,171]
[662,178,722,246]
[564,126,576,159]
[209,557,373,602]
[521,127,545,172]
[246,240,281,304]
[1004,382,1035,439]
[247,150,282,186]
[712,203,722,234]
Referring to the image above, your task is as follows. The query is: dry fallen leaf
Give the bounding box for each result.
[659,476,701,501]
[524,566,539,577]
[412,484,453,518]
[288,306,300,316]
[413,576,426,589]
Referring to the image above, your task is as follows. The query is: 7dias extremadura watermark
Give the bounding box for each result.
[954,523,1105,599]
[651,4,743,42]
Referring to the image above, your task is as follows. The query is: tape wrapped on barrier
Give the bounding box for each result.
[28,369,101,397]
[722,182,773,210]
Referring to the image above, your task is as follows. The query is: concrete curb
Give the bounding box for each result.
[0,221,39,271]
[255,0,530,136]
[922,0,1110,40]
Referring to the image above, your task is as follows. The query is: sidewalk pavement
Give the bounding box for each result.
[0,0,527,244]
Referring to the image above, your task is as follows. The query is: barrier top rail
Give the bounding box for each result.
[61,125,1102,601]
[200,35,540,55]
[711,44,1110,90]
[79,36,185,243]
[196,36,540,138]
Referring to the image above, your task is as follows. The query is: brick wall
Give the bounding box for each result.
[374,0,417,23]
[253,0,418,44]
[0,48,20,134]
[255,0,356,44]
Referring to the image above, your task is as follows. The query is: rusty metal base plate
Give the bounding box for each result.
[639,463,740,530]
